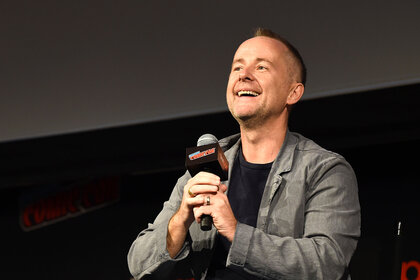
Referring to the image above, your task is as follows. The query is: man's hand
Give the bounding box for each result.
[192,183,237,242]
[167,172,221,258]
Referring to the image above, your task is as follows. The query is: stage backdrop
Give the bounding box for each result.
[2,0,420,143]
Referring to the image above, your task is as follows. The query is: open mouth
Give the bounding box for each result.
[237,90,260,97]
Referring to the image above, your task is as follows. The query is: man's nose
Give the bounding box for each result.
[239,68,253,81]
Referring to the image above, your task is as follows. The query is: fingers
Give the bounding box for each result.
[185,194,206,204]
[187,184,219,197]
[185,172,221,197]
[192,192,237,242]
[177,172,226,228]
[190,171,221,186]
[193,204,210,223]
[192,192,226,222]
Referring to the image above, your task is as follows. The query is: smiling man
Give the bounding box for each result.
[128,28,361,280]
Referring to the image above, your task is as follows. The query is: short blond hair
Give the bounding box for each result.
[253,27,307,86]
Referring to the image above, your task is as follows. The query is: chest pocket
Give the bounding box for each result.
[263,177,305,238]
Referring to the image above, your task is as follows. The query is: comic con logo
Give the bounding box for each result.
[188,148,215,160]
[402,260,420,280]
[19,177,120,231]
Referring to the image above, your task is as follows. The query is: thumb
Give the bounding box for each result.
[219,184,228,193]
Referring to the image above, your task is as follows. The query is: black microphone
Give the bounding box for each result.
[185,134,229,231]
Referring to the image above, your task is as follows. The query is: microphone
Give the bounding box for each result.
[185,134,229,231]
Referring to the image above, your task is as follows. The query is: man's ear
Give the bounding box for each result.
[287,83,304,105]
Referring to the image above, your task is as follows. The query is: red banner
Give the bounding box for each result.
[19,177,120,231]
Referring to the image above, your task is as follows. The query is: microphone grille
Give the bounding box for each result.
[197,134,218,146]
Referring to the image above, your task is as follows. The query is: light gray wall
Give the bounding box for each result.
[2,0,419,142]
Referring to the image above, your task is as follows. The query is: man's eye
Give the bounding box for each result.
[233,66,242,72]
[257,65,267,70]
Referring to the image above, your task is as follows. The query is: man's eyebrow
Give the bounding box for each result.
[232,57,274,65]
[232,58,244,65]
[255,58,274,65]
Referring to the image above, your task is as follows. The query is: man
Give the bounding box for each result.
[128,28,360,279]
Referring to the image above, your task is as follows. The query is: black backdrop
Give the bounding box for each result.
[1,84,420,280]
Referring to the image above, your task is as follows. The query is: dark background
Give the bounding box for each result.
[1,83,419,279]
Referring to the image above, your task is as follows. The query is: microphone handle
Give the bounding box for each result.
[200,167,214,231]
[200,215,212,231]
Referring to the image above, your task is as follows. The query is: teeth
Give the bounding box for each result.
[237,90,259,97]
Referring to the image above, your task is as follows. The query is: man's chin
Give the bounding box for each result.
[232,113,265,129]
[232,112,253,122]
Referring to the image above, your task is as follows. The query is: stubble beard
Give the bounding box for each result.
[231,107,268,131]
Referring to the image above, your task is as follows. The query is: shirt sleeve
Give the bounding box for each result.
[127,173,193,280]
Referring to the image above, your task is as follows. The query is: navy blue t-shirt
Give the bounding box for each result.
[206,148,272,280]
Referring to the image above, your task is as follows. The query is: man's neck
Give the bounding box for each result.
[239,120,288,164]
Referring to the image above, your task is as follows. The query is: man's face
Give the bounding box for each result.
[226,36,296,127]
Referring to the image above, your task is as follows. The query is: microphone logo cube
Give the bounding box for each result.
[185,143,228,181]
